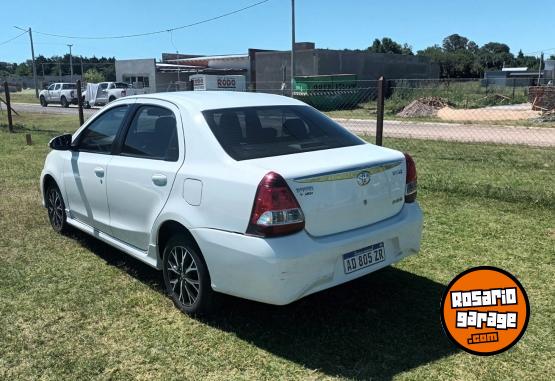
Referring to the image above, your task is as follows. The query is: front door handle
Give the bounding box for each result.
[152,174,167,186]
[94,167,105,177]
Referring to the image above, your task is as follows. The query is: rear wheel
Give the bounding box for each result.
[46,185,68,233]
[162,234,214,315]
[60,96,69,108]
[40,95,47,107]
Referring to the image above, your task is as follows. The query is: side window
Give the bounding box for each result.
[54,84,61,90]
[47,84,55,91]
[121,106,178,161]
[77,106,128,153]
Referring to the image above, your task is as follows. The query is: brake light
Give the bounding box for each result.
[404,153,417,203]
[246,172,305,237]
[121,90,126,96]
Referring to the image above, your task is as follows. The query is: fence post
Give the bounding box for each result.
[512,78,516,100]
[3,81,14,133]
[76,79,84,126]
[375,76,385,146]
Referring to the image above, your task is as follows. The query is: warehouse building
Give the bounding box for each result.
[115,42,440,93]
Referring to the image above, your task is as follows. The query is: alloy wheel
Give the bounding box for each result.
[166,245,200,307]
[47,188,64,231]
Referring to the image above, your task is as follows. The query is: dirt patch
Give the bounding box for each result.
[437,106,541,121]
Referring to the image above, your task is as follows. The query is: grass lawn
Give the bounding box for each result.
[4,89,40,104]
[1,113,554,380]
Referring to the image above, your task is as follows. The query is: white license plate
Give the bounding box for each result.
[343,242,385,274]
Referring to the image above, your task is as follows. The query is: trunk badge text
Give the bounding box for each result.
[357,171,371,186]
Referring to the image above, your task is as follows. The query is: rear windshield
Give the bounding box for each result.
[202,105,363,160]
[62,84,76,89]
[114,82,129,88]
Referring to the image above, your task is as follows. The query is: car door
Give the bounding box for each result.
[52,83,61,102]
[106,100,183,250]
[63,104,130,233]
[46,84,55,101]
[97,83,109,104]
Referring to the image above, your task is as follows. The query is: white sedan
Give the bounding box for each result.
[41,91,422,315]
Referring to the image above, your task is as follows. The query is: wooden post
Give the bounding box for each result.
[375,76,385,146]
[76,79,84,126]
[25,133,32,145]
[3,81,13,133]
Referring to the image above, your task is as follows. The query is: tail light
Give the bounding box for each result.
[404,153,417,203]
[121,90,126,96]
[246,172,305,237]
[70,91,74,98]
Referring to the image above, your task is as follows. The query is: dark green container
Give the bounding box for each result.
[293,74,360,111]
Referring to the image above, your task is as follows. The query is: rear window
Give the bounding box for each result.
[62,84,76,89]
[202,105,363,160]
[114,82,129,88]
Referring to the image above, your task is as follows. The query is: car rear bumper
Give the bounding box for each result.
[191,202,423,305]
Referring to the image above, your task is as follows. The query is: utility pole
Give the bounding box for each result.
[538,52,544,85]
[80,56,84,78]
[290,0,296,96]
[67,44,74,82]
[15,27,39,98]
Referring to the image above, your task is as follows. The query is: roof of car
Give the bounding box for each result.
[129,91,306,111]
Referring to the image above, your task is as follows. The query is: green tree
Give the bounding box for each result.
[83,68,105,83]
[14,63,31,76]
[368,37,413,55]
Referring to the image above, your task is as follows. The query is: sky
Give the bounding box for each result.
[1,0,554,63]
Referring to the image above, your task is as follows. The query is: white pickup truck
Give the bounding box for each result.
[83,82,142,107]
[39,83,79,108]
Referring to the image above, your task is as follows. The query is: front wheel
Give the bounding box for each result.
[40,95,48,107]
[162,234,215,315]
[60,96,69,108]
[46,185,68,233]
[108,96,116,103]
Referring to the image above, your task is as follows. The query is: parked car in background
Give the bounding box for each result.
[83,82,142,107]
[40,91,423,315]
[39,83,79,107]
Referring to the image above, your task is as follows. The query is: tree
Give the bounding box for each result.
[14,63,31,76]
[368,37,413,55]
[550,55,555,60]
[442,34,470,52]
[83,68,105,83]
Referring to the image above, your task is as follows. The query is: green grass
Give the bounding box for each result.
[4,89,40,104]
[1,113,554,380]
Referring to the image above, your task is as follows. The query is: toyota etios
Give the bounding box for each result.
[41,91,423,314]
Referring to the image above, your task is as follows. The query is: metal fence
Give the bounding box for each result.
[237,78,555,148]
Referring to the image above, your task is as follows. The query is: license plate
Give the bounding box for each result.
[343,242,385,274]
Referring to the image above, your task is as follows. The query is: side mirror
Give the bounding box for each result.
[49,134,73,150]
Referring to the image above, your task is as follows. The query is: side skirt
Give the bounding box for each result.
[66,216,159,269]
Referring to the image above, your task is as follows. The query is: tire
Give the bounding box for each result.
[60,96,69,108]
[162,234,215,315]
[84,101,91,109]
[46,184,68,234]
[108,96,116,103]
[40,96,47,107]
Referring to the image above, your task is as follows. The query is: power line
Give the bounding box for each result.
[0,30,28,46]
[27,0,270,40]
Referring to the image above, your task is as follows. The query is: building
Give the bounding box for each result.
[484,61,555,87]
[115,55,248,93]
[115,42,440,93]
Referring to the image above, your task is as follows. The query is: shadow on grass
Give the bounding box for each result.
[70,229,457,380]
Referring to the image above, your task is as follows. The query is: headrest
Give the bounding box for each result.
[283,118,308,139]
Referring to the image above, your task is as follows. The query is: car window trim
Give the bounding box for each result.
[72,104,134,155]
[113,104,179,162]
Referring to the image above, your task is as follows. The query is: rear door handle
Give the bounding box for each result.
[94,167,105,177]
[152,174,167,186]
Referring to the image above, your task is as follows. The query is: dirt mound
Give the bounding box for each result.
[397,97,449,118]
[535,110,555,123]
